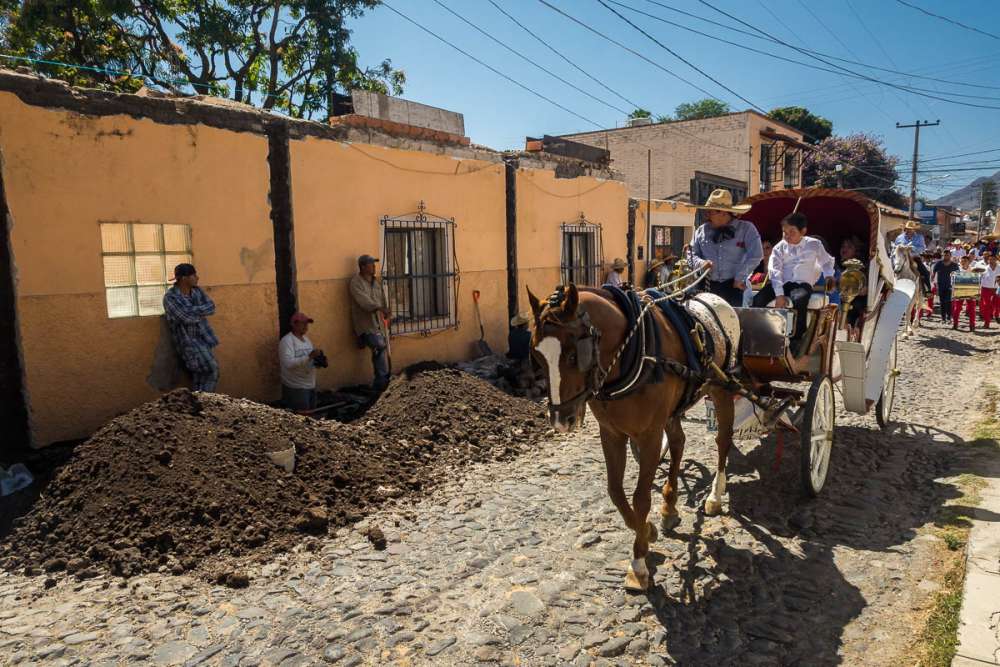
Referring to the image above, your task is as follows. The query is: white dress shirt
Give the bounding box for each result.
[979,263,1000,288]
[768,236,836,297]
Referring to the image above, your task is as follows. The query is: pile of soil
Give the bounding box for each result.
[1,371,545,582]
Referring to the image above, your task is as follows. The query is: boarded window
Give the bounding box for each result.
[100,223,192,318]
[381,210,457,335]
[560,219,604,286]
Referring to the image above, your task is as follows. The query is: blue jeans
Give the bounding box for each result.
[361,332,390,391]
[179,345,219,392]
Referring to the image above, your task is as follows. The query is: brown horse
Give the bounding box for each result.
[527,284,736,590]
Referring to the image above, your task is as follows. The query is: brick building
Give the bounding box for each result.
[559,111,808,260]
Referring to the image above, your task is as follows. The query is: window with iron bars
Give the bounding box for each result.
[560,218,604,286]
[759,142,801,191]
[100,222,193,318]
[380,208,458,336]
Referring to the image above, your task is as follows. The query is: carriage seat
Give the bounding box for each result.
[764,293,829,310]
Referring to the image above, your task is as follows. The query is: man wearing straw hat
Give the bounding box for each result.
[688,188,763,308]
[605,258,626,288]
[893,219,931,292]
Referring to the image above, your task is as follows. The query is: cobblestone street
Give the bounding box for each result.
[2,318,998,667]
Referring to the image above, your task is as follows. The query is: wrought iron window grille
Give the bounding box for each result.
[760,142,801,192]
[560,214,604,287]
[380,201,459,336]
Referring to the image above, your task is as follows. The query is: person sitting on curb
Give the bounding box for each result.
[279,312,325,412]
[163,263,219,392]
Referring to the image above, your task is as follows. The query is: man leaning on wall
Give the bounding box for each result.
[349,254,391,392]
[163,263,220,392]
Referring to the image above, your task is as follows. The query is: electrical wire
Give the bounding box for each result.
[894,0,1000,42]
[380,1,604,129]
[639,0,1000,91]
[695,0,1000,110]
[484,0,641,111]
[429,0,630,116]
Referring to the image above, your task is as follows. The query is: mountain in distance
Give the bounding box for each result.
[932,170,1000,209]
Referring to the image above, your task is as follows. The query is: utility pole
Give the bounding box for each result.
[896,120,940,223]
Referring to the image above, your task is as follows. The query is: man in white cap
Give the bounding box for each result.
[605,258,626,287]
[688,188,763,308]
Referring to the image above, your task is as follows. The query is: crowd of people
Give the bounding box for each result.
[161,254,394,413]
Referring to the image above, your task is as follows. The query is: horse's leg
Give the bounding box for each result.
[599,424,638,533]
[704,388,735,516]
[625,427,663,591]
[660,417,684,532]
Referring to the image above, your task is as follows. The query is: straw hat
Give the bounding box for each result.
[903,219,920,231]
[510,312,530,327]
[694,188,751,213]
[648,258,665,271]
[611,258,626,270]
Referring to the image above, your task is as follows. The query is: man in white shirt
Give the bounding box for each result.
[279,312,324,411]
[978,252,1000,328]
[752,212,835,351]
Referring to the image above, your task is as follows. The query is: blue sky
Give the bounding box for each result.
[348,0,1000,199]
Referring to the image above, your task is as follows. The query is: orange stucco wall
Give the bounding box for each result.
[0,91,278,445]
[515,168,628,310]
[291,138,508,388]
[636,199,696,283]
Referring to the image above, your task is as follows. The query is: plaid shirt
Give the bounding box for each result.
[163,286,219,350]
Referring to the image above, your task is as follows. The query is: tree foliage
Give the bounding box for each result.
[628,108,652,119]
[673,98,730,121]
[1,1,404,119]
[804,133,905,208]
[767,106,833,145]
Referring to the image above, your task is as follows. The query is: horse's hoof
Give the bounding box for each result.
[646,521,658,543]
[661,513,681,533]
[624,559,651,591]
[704,498,725,516]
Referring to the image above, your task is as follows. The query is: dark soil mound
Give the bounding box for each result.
[1,374,545,582]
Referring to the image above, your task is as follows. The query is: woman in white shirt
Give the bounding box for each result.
[751,212,835,351]
[279,312,324,411]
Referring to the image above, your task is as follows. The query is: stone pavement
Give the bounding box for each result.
[1,318,998,666]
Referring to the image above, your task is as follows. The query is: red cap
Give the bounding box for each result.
[290,312,314,324]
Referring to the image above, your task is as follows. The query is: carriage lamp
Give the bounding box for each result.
[838,259,865,307]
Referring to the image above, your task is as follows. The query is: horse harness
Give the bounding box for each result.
[539,285,718,421]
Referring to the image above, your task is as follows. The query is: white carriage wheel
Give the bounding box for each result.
[876,335,898,430]
[801,375,835,497]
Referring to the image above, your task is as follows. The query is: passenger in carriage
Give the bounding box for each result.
[752,212,836,354]
[836,235,869,332]
[742,238,774,307]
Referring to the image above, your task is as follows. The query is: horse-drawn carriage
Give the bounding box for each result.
[704,188,915,496]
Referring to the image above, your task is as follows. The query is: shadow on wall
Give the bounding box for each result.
[240,239,275,283]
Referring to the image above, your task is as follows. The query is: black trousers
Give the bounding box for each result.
[707,280,744,309]
[938,289,953,322]
[752,281,814,341]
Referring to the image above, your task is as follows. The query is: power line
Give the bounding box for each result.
[379,1,604,129]
[895,0,1000,42]
[595,0,762,112]
[695,0,1000,110]
[533,0,722,104]
[429,0,629,116]
[484,0,641,111]
[639,0,1000,90]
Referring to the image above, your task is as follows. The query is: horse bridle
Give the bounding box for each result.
[536,307,606,421]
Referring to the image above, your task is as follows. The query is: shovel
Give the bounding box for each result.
[472,290,493,358]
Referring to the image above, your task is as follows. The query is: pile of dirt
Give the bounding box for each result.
[1,372,545,582]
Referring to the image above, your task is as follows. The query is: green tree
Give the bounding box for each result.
[628,108,652,119]
[767,106,833,145]
[673,98,730,121]
[1,1,404,119]
[804,133,905,208]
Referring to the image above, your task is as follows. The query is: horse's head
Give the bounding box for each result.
[527,284,604,433]
[892,244,913,275]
